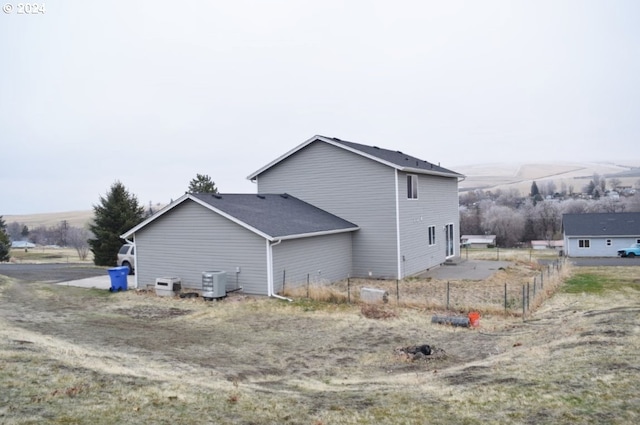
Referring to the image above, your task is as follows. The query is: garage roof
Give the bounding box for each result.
[122,193,359,241]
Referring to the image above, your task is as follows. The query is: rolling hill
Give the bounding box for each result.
[4,161,640,229]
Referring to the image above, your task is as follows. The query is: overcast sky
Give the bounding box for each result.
[1,0,639,214]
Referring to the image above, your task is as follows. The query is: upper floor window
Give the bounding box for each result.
[407,175,418,199]
[578,239,590,248]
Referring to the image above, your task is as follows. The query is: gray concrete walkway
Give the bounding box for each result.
[55,274,133,290]
[419,260,511,280]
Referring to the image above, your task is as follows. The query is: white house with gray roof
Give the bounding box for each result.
[562,212,640,257]
[122,135,463,296]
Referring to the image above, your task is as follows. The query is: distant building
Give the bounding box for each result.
[530,240,564,251]
[11,241,35,249]
[461,235,496,248]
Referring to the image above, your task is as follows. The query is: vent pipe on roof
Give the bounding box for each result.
[257,194,265,199]
[213,194,222,199]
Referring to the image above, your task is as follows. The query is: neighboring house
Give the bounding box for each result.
[248,135,463,280]
[121,193,358,296]
[530,240,564,251]
[461,235,496,248]
[122,135,463,295]
[562,212,640,257]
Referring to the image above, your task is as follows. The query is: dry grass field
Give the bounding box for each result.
[456,160,640,194]
[1,254,639,424]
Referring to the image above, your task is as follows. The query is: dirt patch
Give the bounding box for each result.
[114,306,193,320]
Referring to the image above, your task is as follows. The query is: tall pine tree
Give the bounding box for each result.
[89,181,145,266]
[188,173,218,194]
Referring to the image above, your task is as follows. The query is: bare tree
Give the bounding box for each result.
[481,204,525,247]
[543,180,557,197]
[609,178,622,191]
[67,227,92,261]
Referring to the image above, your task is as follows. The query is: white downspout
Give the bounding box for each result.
[267,239,292,302]
[125,237,138,290]
[394,169,402,280]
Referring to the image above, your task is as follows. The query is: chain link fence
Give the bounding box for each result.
[283,258,569,318]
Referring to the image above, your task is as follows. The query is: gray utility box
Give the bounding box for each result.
[155,277,181,297]
[202,271,227,300]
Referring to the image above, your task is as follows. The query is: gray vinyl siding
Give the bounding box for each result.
[272,232,352,294]
[398,172,460,276]
[257,141,398,278]
[135,200,269,295]
[565,236,640,257]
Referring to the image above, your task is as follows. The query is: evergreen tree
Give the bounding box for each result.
[88,181,145,267]
[530,181,543,204]
[530,181,540,198]
[0,216,11,262]
[188,173,218,194]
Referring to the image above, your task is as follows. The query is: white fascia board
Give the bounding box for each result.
[246,135,323,181]
[400,166,464,179]
[121,194,274,242]
[275,226,360,241]
[120,193,191,239]
[247,135,401,180]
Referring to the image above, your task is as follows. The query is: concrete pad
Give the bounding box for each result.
[419,260,511,280]
[55,275,133,290]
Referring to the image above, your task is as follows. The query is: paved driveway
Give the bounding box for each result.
[568,257,640,267]
[0,263,132,290]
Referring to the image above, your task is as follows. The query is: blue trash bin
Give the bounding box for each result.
[108,266,129,292]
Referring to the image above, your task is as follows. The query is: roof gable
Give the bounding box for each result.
[562,212,640,237]
[247,135,463,181]
[122,193,359,241]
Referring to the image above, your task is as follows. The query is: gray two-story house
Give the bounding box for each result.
[248,135,463,280]
[122,135,463,296]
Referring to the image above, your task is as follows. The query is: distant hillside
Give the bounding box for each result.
[456,160,640,195]
[4,210,95,229]
[4,161,640,228]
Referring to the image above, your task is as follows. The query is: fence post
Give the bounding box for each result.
[504,283,507,312]
[522,285,526,321]
[347,276,350,304]
[396,279,399,304]
[282,270,286,295]
[540,270,544,287]
[526,282,530,311]
[446,281,450,310]
[307,273,310,299]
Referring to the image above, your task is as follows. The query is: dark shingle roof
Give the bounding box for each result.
[328,136,462,176]
[562,212,640,237]
[191,193,359,239]
[247,135,463,180]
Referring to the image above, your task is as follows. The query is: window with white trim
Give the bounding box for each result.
[428,226,436,245]
[407,175,418,199]
[578,239,590,248]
